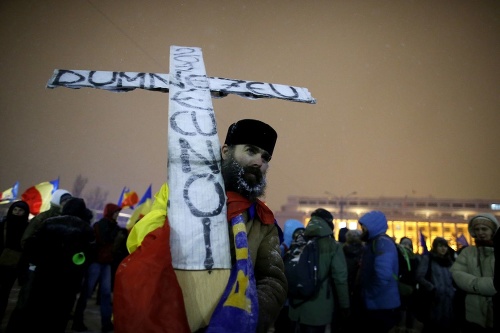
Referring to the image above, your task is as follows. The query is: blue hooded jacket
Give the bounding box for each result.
[280,219,304,257]
[358,211,400,310]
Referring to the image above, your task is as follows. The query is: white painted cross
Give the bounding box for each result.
[47,45,316,271]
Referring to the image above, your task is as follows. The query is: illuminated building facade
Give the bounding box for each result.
[274,195,500,253]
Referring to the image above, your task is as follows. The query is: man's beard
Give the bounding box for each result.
[221,155,267,202]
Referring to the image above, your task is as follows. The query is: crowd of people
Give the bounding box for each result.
[0,190,128,333]
[0,117,498,333]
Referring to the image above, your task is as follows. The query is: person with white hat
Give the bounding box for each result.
[450,213,499,332]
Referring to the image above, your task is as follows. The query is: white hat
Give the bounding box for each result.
[50,189,72,206]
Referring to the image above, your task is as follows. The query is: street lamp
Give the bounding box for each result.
[324,191,357,223]
[339,191,357,222]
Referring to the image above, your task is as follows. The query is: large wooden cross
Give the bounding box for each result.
[47,45,315,270]
[47,45,315,329]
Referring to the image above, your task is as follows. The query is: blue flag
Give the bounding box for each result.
[420,231,429,254]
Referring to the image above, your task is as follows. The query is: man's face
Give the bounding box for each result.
[473,224,493,241]
[221,144,270,201]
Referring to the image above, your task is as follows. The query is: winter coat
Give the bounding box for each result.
[122,183,287,333]
[0,201,29,254]
[415,253,456,329]
[358,212,400,310]
[450,245,495,328]
[288,215,349,326]
[93,203,122,264]
[20,203,62,249]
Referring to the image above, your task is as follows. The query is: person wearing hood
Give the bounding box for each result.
[0,200,29,328]
[274,219,305,333]
[72,203,121,333]
[357,210,400,333]
[20,189,72,249]
[280,219,305,257]
[288,208,350,333]
[342,229,364,331]
[415,237,457,332]
[450,213,499,332]
[6,197,94,333]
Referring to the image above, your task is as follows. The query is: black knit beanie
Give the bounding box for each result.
[311,208,334,231]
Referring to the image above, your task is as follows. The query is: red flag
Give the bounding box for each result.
[117,187,139,209]
[113,217,190,333]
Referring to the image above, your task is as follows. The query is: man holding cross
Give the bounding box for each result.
[114,118,287,333]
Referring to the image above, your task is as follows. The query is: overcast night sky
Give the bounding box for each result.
[1,0,499,214]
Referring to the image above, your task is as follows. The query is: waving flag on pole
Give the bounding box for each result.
[456,234,469,248]
[21,178,59,215]
[419,231,429,254]
[0,181,19,204]
[117,187,139,209]
[126,185,153,230]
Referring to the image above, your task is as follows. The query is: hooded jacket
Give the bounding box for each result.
[94,203,122,264]
[280,219,305,256]
[450,213,499,328]
[288,215,349,326]
[20,189,72,249]
[0,201,30,253]
[358,211,400,310]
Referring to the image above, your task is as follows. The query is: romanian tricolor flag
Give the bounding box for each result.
[118,186,139,209]
[0,181,19,204]
[21,178,59,215]
[126,184,153,230]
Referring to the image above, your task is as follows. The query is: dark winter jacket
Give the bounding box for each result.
[416,252,455,329]
[288,215,349,326]
[0,201,30,253]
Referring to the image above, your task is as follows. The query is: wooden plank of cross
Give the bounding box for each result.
[47,45,316,330]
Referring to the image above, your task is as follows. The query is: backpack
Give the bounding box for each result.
[283,235,329,307]
[377,235,417,297]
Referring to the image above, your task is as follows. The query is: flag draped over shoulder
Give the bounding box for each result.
[206,213,258,333]
[21,178,59,215]
[419,231,429,254]
[115,186,266,333]
[0,181,19,204]
[118,186,139,209]
[126,185,153,230]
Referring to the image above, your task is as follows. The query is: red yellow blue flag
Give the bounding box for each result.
[21,178,59,215]
[0,181,19,204]
[126,185,153,230]
[118,186,139,209]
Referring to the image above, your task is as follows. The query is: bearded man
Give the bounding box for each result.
[114,119,287,333]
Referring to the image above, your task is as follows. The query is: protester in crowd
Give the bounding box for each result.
[72,203,122,333]
[6,197,94,333]
[337,227,348,244]
[396,236,420,332]
[288,208,350,333]
[20,189,72,248]
[6,189,72,331]
[493,224,499,331]
[279,219,304,257]
[357,210,401,333]
[274,219,305,333]
[0,201,29,329]
[114,119,287,333]
[450,213,498,332]
[342,229,363,331]
[415,237,456,332]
